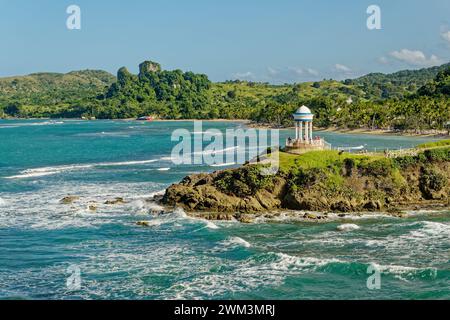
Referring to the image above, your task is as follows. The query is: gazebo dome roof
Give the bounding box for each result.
[294,105,312,115]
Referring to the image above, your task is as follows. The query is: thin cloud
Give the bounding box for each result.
[378,56,390,65]
[232,71,255,81]
[264,66,321,83]
[334,64,352,73]
[442,31,450,44]
[306,68,319,76]
[389,49,442,67]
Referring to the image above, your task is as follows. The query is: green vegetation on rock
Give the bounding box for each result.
[163,144,450,215]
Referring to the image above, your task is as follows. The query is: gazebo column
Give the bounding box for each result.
[309,121,313,142]
[299,121,303,142]
[304,121,308,142]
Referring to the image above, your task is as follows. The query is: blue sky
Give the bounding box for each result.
[1,0,449,83]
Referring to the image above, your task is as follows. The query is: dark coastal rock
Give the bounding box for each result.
[60,196,79,204]
[363,200,383,211]
[136,221,151,227]
[238,215,254,224]
[161,151,450,220]
[104,197,126,205]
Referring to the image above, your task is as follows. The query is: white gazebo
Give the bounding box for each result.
[285,105,331,154]
[293,105,314,143]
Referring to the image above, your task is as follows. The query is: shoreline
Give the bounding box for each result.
[246,121,450,138]
[182,204,450,223]
[2,117,448,138]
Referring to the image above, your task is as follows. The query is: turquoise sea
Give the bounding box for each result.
[0,119,449,300]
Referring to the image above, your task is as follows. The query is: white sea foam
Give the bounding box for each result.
[0,181,167,230]
[272,253,342,270]
[210,162,236,167]
[0,121,64,129]
[370,262,438,281]
[226,236,251,247]
[5,171,62,179]
[5,159,159,179]
[99,159,158,166]
[192,146,239,155]
[204,220,220,229]
[0,197,7,206]
[157,168,171,171]
[147,190,166,199]
[337,224,360,232]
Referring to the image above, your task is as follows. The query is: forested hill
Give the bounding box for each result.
[0,60,448,132]
[0,70,115,114]
[346,62,450,100]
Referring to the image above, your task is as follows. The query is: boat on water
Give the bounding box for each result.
[137,116,153,121]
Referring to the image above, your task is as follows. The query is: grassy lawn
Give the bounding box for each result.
[274,150,383,171]
[416,139,450,149]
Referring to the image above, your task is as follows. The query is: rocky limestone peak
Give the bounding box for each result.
[139,61,161,75]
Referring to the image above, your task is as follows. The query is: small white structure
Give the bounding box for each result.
[285,105,331,154]
[293,105,314,143]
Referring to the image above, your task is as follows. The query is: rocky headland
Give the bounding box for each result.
[162,142,450,222]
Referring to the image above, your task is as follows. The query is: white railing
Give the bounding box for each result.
[285,138,331,150]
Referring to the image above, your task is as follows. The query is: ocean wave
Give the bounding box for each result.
[0,197,7,206]
[0,181,167,230]
[192,146,239,156]
[370,262,438,281]
[222,236,251,248]
[5,159,159,179]
[157,168,171,171]
[210,162,236,167]
[204,220,220,229]
[272,253,342,271]
[5,171,64,179]
[75,131,131,138]
[337,224,360,232]
[0,121,64,129]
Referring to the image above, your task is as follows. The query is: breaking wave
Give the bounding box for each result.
[5,159,159,179]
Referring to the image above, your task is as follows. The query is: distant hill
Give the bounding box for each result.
[0,61,448,132]
[0,70,116,107]
[345,63,450,100]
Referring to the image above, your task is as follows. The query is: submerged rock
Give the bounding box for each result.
[136,221,151,227]
[60,196,79,204]
[238,215,254,224]
[104,197,126,205]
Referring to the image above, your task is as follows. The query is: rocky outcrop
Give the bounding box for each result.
[104,197,126,205]
[60,196,79,204]
[162,150,450,217]
[139,61,161,76]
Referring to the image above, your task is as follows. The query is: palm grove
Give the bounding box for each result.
[0,60,449,132]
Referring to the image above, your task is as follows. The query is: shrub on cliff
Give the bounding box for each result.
[419,167,447,199]
[424,148,450,162]
[214,165,273,197]
[358,158,394,177]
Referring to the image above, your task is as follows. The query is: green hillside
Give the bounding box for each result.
[346,63,450,100]
[0,61,448,132]
[0,70,115,117]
